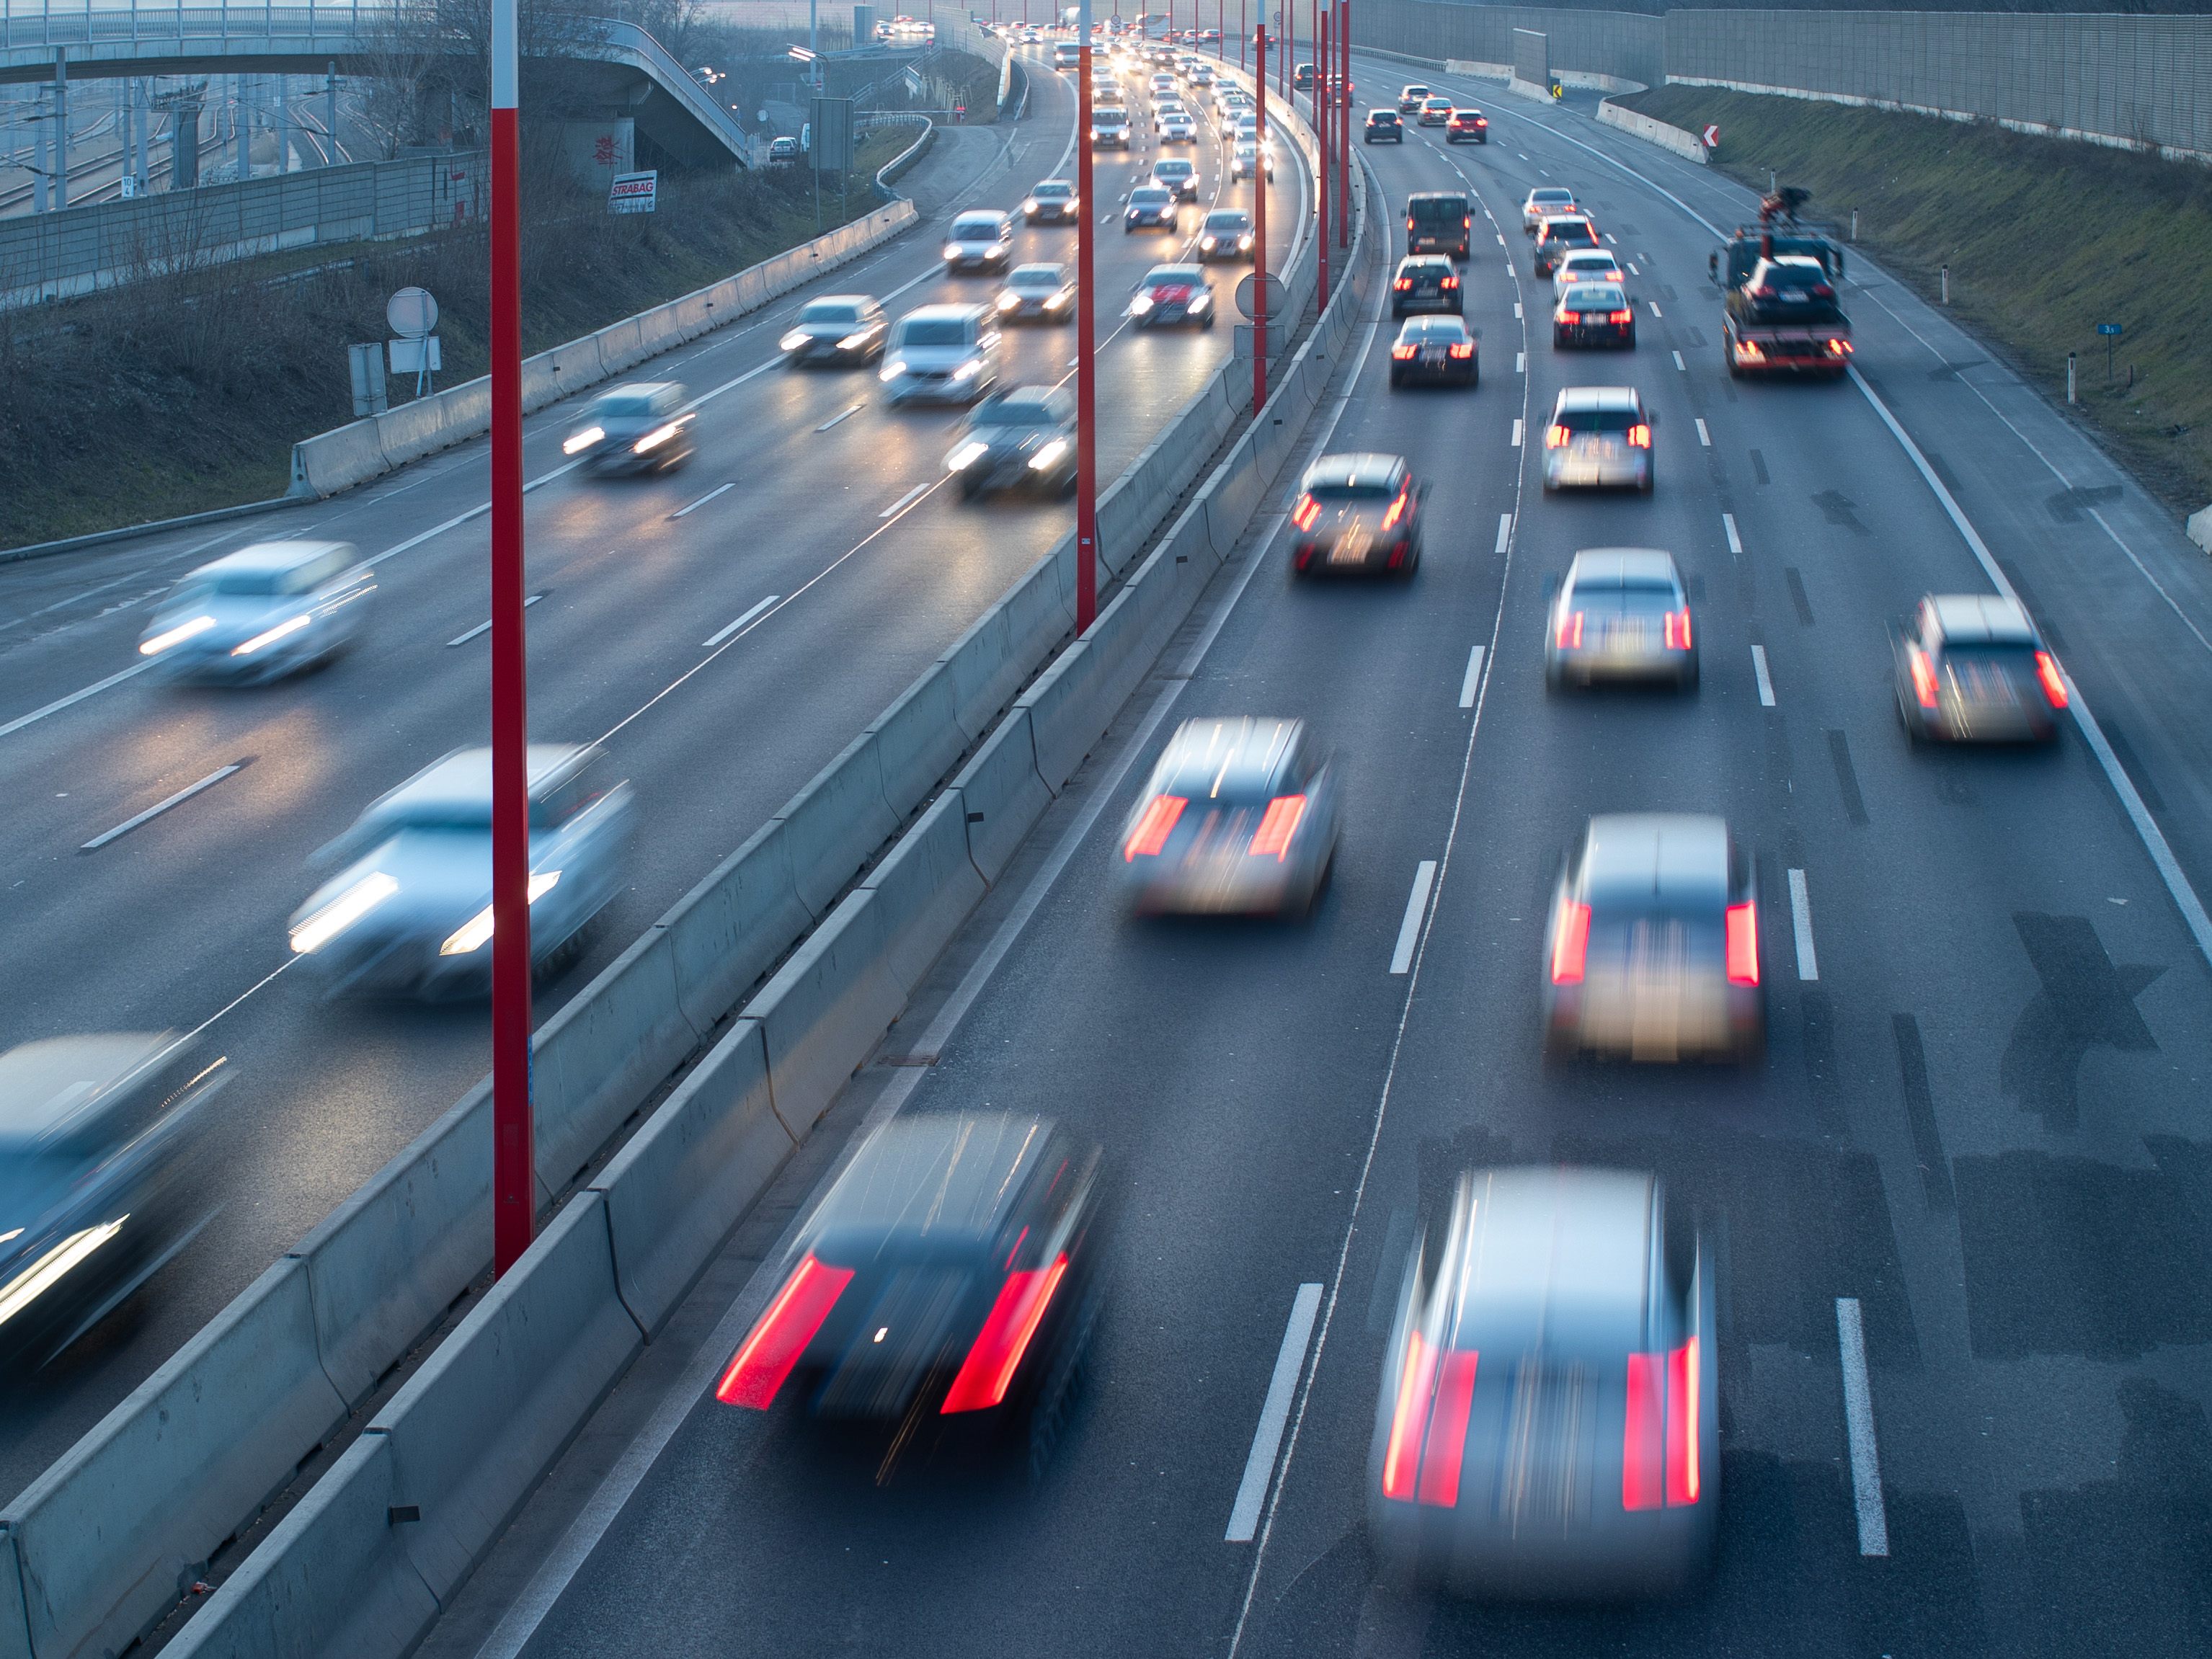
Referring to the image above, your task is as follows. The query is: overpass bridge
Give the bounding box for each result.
[0,2,755,166]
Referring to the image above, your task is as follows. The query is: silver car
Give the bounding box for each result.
[1541,386,1654,493]
[881,305,1001,406]
[1121,717,1339,915]
[288,744,634,1000]
[1893,592,2067,744]
[561,382,695,473]
[1522,185,1577,235]
[995,262,1078,324]
[1545,548,1697,692]
[138,541,373,682]
[1370,1166,1718,1598]
[941,210,1014,272]
[778,294,889,366]
[1542,814,1762,1063]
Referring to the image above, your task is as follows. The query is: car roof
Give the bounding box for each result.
[1560,249,1618,262]
[1566,547,1680,587]
[1762,254,1827,274]
[808,1111,1053,1246]
[1144,264,1205,283]
[1578,813,1730,905]
[1927,593,2039,644]
[1034,177,1074,190]
[1302,451,1408,490]
[1408,190,1468,203]
[1442,1167,1658,1356]
[1398,315,1470,335]
[1529,187,1575,201]
[1554,385,1643,412]
[900,302,987,324]
[1368,107,1399,117]
[195,539,352,576]
[1131,184,1172,197]
[977,385,1072,419]
[801,293,876,308]
[595,380,681,403]
[1397,254,1453,270]
[951,210,1008,228]
[1008,263,1067,280]
[1155,716,1306,796]
[0,1033,180,1147]
[370,744,598,819]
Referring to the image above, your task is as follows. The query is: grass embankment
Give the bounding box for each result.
[0,123,915,548]
[1615,84,2212,515]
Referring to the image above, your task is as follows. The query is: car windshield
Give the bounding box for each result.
[972,392,1062,427]
[1034,182,1072,198]
[1095,110,1126,123]
[201,570,289,596]
[798,301,861,324]
[1131,187,1171,204]
[1146,267,1203,285]
[897,318,974,346]
[1205,212,1250,231]
[1558,408,1641,433]
[589,395,659,419]
[1010,265,1063,285]
[951,215,1003,238]
[1155,161,1192,176]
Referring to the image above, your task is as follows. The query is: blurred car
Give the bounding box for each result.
[138,540,372,682]
[1151,156,1199,200]
[287,744,634,999]
[1364,108,1404,143]
[1148,71,1176,96]
[1523,186,1577,233]
[1289,453,1425,577]
[1196,208,1256,262]
[1397,83,1432,113]
[996,262,1078,323]
[1391,255,1462,317]
[942,210,1014,272]
[1417,95,1453,125]
[1121,717,1340,915]
[778,294,889,366]
[1445,107,1489,143]
[1893,593,2068,743]
[1191,63,1216,87]
[1125,183,1179,231]
[1534,215,1602,277]
[1090,106,1132,148]
[0,1033,222,1368]
[1553,283,1636,349]
[1160,109,1196,142]
[1542,386,1654,493]
[559,381,695,473]
[881,304,1002,405]
[1231,138,1275,182]
[767,135,800,164]
[1545,548,1695,690]
[1370,1166,1717,1598]
[1151,97,1188,132]
[1129,264,1215,328]
[1542,814,1761,1062]
[1406,190,1473,259]
[945,385,1077,498]
[1551,248,1625,298]
[1293,63,1315,90]
[1389,316,1478,388]
[714,1111,1105,1476]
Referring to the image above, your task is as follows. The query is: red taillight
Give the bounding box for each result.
[1664,608,1692,651]
[1811,283,1834,299]
[1380,489,1410,533]
[1560,311,1582,325]
[715,1253,854,1408]
[1623,1339,1700,1510]
[1447,342,1474,359]
[1441,276,1459,290]
[1475,117,1487,126]
[1909,646,1938,709]
[1405,216,1416,231]
[1292,492,1321,530]
[1736,337,1766,363]
[1415,1348,1478,1505]
[1550,900,1590,984]
[2035,649,2069,708]
[1725,901,1758,985]
[1545,422,1570,448]
[941,1254,1069,1413]
[1391,343,1417,360]
[1124,793,1187,859]
[1393,277,1413,291]
[1381,1329,1439,1500]
[1249,794,1307,859]
[1555,610,1584,650]
[1627,423,1651,448]
[1826,337,1852,355]
[1667,1336,1700,1505]
[1609,309,1633,324]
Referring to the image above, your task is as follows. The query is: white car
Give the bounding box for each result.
[138,540,373,682]
[1231,138,1274,181]
[941,209,1013,271]
[881,303,1002,404]
[1160,110,1196,142]
[1523,185,1578,235]
[1551,248,1625,300]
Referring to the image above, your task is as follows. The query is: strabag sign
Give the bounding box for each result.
[609,170,659,213]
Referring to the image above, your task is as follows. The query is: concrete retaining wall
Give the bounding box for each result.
[1597,98,1709,166]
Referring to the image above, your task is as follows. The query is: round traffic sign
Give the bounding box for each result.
[386,286,438,339]
[1234,271,1288,322]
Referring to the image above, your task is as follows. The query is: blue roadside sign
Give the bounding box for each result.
[2097,322,2123,336]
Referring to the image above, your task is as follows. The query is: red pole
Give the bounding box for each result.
[1252,21,1268,415]
[1239,0,1245,68]
[1075,0,1098,633]
[1315,7,1329,311]
[489,0,533,1278]
[1337,0,1350,246]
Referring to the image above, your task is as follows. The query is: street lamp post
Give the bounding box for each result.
[1315,6,1328,310]
[1337,0,1349,247]
[489,0,533,1276]
[1252,22,1267,415]
[1075,0,1098,633]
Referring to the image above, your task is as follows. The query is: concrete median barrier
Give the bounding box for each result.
[288,422,392,500]
[0,1539,27,1659]
[592,317,647,376]
[747,889,902,1139]
[775,733,900,917]
[866,667,969,821]
[660,819,814,1036]
[594,1020,793,1335]
[952,710,1055,884]
[861,792,986,995]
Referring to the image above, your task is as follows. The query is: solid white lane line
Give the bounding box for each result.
[701,595,781,649]
[1514,351,1525,374]
[1648,299,1663,318]
[1389,861,1439,975]
[1787,867,1818,980]
[1225,1284,1324,1542]
[1835,1298,1890,1557]
[447,592,544,648]
[1671,350,1685,371]
[1509,418,1524,447]
[1512,301,1522,319]
[1695,417,1711,447]
[670,481,737,519]
[0,660,151,742]
[1751,644,1775,708]
[814,404,863,433]
[1457,646,1485,710]
[81,760,246,851]
[880,481,931,518]
[1494,512,1513,554]
[1721,512,1742,556]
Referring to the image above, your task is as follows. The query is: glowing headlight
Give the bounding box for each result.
[1200,236,1217,251]
[440,871,561,957]
[139,614,216,656]
[1131,295,1155,313]
[0,1221,126,1329]
[633,422,683,455]
[951,359,982,381]
[998,292,1022,310]
[1023,197,1039,212]
[781,329,814,352]
[946,439,990,471]
[1240,233,1255,249]
[880,358,907,382]
[290,871,400,955]
[1189,292,1212,310]
[232,613,312,657]
[562,425,605,455]
[943,242,964,259]
[1029,437,1070,471]
[1045,290,1072,308]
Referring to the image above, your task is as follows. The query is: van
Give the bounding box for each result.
[1405,190,1472,259]
[1052,40,1080,69]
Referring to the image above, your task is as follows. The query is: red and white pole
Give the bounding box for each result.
[1252,22,1267,415]
[489,0,533,1278]
[1075,0,1098,632]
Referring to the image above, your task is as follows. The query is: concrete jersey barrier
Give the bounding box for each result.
[1596,97,1709,164]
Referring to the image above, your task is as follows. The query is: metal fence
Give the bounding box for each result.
[0,146,483,304]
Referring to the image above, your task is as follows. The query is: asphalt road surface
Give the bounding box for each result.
[402,57,2212,1659]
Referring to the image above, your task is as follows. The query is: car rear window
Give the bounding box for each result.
[1545,222,1600,246]
[1409,195,1469,221]
[1370,111,1399,123]
[1562,287,1626,310]
[1308,480,1395,500]
[897,318,974,346]
[1557,407,1640,433]
[1532,190,1573,205]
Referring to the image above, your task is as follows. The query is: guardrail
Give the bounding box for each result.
[159,78,1369,1659]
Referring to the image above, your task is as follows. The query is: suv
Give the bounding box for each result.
[1405,190,1472,259]
[1364,109,1404,143]
[881,304,1001,404]
[1893,593,2066,743]
[1391,255,1462,317]
[1542,386,1655,492]
[1397,83,1431,112]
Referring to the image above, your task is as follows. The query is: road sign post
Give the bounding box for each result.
[1076,0,1098,633]
[489,0,534,1278]
[2098,321,2123,383]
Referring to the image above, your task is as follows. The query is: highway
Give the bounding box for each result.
[401,56,2212,1659]
[0,54,1305,1497]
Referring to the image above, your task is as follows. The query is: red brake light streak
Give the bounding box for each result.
[1550,900,1591,984]
[1381,1330,1480,1508]
[941,1254,1070,1413]
[1124,794,1187,859]
[716,1253,854,1408]
[1622,1338,1700,1510]
[2035,649,2069,708]
[1292,492,1321,531]
[1725,902,1759,986]
[1249,795,1307,859]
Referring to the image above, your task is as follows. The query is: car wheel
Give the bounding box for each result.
[1024,1279,1099,1487]
[1640,471,1654,494]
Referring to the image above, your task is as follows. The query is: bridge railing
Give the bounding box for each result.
[1,3,397,50]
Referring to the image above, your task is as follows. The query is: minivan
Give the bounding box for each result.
[1405,190,1472,259]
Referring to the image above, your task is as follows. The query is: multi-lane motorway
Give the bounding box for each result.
[386,46,2212,1659]
[0,58,1303,1495]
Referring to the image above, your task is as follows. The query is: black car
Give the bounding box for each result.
[1023,178,1080,223]
[1553,283,1636,349]
[1364,108,1404,143]
[1293,62,1315,90]
[945,385,1078,498]
[1289,452,1426,577]
[1389,316,1478,387]
[1391,255,1462,317]
[715,1111,1105,1476]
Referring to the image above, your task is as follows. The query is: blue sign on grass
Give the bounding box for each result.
[2097,323,2124,336]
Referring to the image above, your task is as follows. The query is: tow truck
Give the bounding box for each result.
[1711,187,1852,379]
